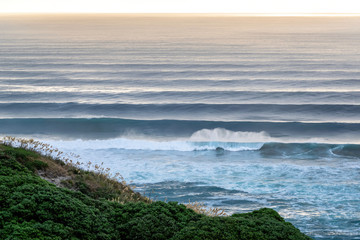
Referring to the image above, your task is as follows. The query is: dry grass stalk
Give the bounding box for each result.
[0,136,142,197]
[185,201,227,217]
[0,136,127,183]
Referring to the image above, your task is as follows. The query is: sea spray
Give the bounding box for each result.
[189,128,272,142]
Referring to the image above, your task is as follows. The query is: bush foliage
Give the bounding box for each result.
[0,145,312,240]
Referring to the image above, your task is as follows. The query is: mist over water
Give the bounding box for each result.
[1,15,360,239]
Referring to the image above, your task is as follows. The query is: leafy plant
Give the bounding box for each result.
[0,142,312,240]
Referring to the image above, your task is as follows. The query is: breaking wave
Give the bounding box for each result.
[37,128,360,159]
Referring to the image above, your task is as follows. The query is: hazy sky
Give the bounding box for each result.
[0,0,359,14]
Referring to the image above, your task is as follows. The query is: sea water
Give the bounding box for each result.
[0,15,360,239]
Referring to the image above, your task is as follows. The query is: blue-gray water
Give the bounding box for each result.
[1,15,360,239]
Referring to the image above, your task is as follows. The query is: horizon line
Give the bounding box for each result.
[1,12,360,16]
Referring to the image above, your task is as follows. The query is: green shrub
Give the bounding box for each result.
[0,145,312,240]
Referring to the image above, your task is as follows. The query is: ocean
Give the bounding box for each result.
[0,14,360,239]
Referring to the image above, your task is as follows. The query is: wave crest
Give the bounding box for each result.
[189,128,271,142]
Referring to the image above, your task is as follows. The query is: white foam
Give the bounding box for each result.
[42,128,270,152]
[189,128,272,142]
[46,137,264,152]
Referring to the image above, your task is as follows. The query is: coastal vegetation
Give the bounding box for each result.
[0,138,312,239]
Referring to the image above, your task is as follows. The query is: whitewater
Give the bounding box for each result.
[0,15,360,239]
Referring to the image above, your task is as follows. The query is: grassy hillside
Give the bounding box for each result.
[0,144,312,240]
